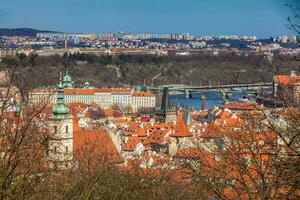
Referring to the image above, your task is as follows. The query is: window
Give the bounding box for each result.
[66,146,68,154]
[66,126,69,133]
[54,147,57,154]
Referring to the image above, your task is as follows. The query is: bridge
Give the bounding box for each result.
[148,82,274,99]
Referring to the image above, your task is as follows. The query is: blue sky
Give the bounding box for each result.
[0,0,298,38]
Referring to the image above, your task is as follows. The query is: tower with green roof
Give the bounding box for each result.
[83,81,94,89]
[48,74,75,170]
[63,70,73,88]
[182,108,192,126]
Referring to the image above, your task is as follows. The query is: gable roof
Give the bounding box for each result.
[73,128,122,165]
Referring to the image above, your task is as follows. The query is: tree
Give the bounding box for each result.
[17,53,26,60]
[287,4,300,35]
[110,103,120,111]
[0,68,51,199]
[62,52,68,59]
[122,104,133,114]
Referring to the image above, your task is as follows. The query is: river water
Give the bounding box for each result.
[170,92,245,110]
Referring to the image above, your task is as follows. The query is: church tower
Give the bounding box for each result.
[156,87,177,123]
[48,74,74,170]
[62,70,73,88]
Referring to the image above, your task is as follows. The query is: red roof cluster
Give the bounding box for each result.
[221,102,265,111]
[131,92,155,97]
[274,74,300,86]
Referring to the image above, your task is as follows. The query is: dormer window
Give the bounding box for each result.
[66,126,69,133]
[214,155,222,162]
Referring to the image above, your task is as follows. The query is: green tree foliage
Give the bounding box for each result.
[110,103,120,111]
[18,53,26,60]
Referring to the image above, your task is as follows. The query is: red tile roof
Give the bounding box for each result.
[73,128,122,166]
[68,102,97,108]
[221,102,265,111]
[64,88,96,95]
[274,75,300,86]
[170,117,192,137]
[143,130,170,146]
[131,92,155,97]
[101,109,124,118]
[122,137,143,152]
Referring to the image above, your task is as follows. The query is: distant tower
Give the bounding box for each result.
[62,70,73,88]
[201,95,206,110]
[47,74,74,170]
[182,108,192,126]
[156,87,177,123]
[64,38,68,49]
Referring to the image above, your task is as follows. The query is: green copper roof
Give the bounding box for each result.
[182,108,192,126]
[135,85,143,92]
[83,81,93,89]
[63,70,73,88]
[52,74,70,118]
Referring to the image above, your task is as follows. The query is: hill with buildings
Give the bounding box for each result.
[0,28,56,37]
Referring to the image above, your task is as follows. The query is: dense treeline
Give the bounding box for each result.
[0,53,299,90]
[0,28,55,37]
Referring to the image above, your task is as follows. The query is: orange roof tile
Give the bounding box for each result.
[221,102,265,111]
[73,128,122,165]
[170,117,192,137]
[131,92,155,97]
[174,147,206,159]
[110,119,128,124]
[274,75,300,86]
[143,130,170,146]
[64,88,96,95]
[101,109,124,118]
[122,137,143,152]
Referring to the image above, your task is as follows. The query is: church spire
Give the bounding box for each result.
[182,108,192,126]
[63,69,73,88]
[52,73,69,118]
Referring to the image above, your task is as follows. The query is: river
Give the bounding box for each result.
[169,92,245,110]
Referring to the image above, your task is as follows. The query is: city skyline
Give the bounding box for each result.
[0,0,299,38]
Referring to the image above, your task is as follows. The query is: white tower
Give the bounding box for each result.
[47,74,75,170]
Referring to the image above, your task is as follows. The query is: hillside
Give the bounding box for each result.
[1,54,299,91]
[0,28,56,37]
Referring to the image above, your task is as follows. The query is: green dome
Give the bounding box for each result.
[63,74,71,82]
[84,81,90,87]
[83,81,94,89]
[51,73,71,119]
[52,103,69,116]
[135,85,142,92]
[63,70,73,88]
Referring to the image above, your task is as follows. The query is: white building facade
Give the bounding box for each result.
[131,92,156,112]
